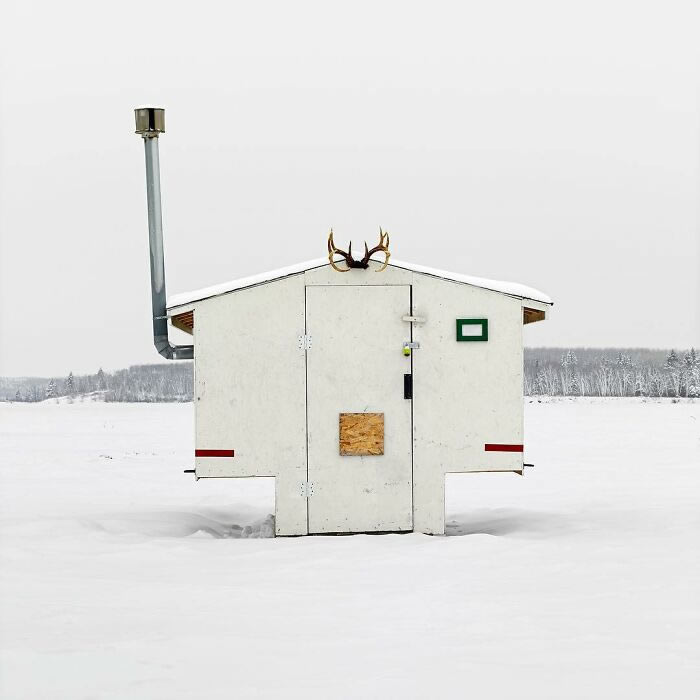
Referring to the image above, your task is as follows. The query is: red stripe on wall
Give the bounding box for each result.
[195,449,235,458]
[484,444,523,452]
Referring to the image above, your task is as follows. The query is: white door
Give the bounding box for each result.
[306,285,413,533]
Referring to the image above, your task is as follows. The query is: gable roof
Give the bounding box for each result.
[167,258,552,311]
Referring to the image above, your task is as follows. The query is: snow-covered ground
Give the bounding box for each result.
[0,399,698,699]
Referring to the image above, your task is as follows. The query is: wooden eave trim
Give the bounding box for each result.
[523,307,546,324]
[171,310,194,335]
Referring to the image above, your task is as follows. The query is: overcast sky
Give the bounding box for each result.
[1,0,698,377]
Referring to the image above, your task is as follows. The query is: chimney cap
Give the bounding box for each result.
[134,107,165,136]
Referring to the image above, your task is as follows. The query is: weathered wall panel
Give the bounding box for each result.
[193,275,308,535]
[411,276,524,534]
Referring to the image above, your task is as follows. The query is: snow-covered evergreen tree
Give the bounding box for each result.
[665,349,679,370]
[97,367,107,391]
[562,350,578,367]
[561,350,579,395]
[685,348,699,398]
[532,359,542,394]
[614,353,633,395]
[664,350,682,396]
[46,379,57,399]
[65,371,75,396]
[14,389,22,402]
[570,370,581,396]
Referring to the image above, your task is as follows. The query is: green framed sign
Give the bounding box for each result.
[456,318,488,342]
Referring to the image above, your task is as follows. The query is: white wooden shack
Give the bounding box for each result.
[166,254,552,536]
[134,106,552,537]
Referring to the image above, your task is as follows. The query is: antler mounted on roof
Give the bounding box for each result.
[327,228,391,272]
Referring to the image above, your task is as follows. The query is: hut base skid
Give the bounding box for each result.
[135,107,552,537]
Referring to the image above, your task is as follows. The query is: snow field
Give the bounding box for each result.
[0,399,698,699]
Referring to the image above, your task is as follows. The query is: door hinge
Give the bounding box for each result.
[298,334,313,350]
[402,315,425,324]
[300,481,315,498]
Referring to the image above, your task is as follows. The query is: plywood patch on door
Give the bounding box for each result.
[339,413,384,456]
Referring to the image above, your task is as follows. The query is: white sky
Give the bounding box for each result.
[1,0,698,377]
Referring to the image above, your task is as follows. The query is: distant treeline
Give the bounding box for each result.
[525,347,699,397]
[0,364,194,403]
[1,348,699,402]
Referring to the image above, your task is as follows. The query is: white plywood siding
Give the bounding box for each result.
[411,275,524,534]
[193,275,308,536]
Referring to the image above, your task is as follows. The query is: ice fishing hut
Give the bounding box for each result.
[135,107,552,536]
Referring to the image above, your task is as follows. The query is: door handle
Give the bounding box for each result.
[404,374,413,400]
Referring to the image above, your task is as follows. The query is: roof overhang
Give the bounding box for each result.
[169,259,552,309]
[167,259,553,333]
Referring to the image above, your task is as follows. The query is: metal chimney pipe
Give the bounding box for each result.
[135,107,193,360]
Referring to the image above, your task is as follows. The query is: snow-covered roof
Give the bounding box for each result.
[167,258,552,310]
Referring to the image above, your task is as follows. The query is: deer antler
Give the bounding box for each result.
[327,229,352,272]
[327,228,391,272]
[361,228,391,272]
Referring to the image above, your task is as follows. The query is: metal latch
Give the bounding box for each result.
[298,334,313,350]
[402,315,425,324]
[300,481,315,498]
